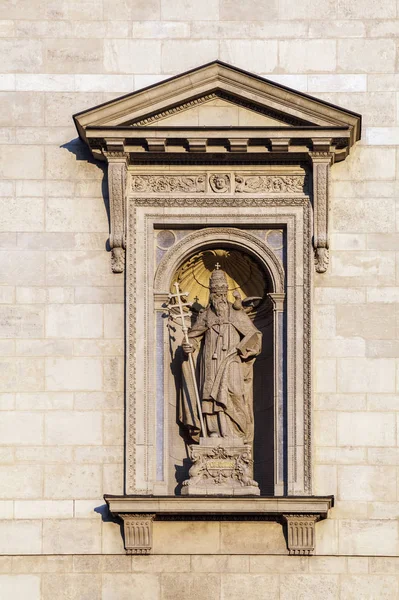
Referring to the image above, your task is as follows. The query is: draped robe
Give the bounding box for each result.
[179,303,262,443]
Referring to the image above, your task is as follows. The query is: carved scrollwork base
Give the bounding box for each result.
[119,513,155,555]
[282,514,320,556]
[182,440,260,496]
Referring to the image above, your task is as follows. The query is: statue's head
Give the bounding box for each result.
[209,268,229,315]
[209,268,228,294]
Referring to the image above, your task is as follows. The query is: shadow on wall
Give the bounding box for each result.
[60,138,111,252]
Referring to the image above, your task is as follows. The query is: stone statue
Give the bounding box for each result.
[179,267,262,444]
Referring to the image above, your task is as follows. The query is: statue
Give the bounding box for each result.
[174,266,262,495]
[179,266,262,443]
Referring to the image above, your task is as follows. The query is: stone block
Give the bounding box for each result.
[338,0,395,17]
[339,465,396,501]
[314,411,336,446]
[104,304,124,338]
[163,41,219,74]
[339,519,399,555]
[370,556,399,573]
[0,305,44,338]
[308,557,346,573]
[45,39,103,74]
[16,446,73,464]
[74,391,123,411]
[44,464,102,499]
[15,340,74,357]
[0,412,43,445]
[314,305,336,339]
[341,575,398,599]
[314,287,368,305]
[319,92,395,127]
[45,144,103,181]
[334,198,395,233]
[12,556,73,573]
[0,39,43,73]
[45,357,103,391]
[191,555,248,573]
[338,39,396,73]
[367,502,399,520]
[0,575,40,600]
[17,233,75,251]
[0,91,44,127]
[0,357,44,392]
[220,0,277,20]
[45,411,103,445]
[45,92,99,126]
[46,304,103,339]
[280,575,339,600]
[74,445,123,465]
[314,465,337,496]
[337,359,395,393]
[308,74,366,92]
[14,500,73,519]
[337,412,396,447]
[42,574,101,600]
[367,341,399,358]
[161,574,220,600]
[102,574,160,600]
[332,147,395,181]
[161,0,218,20]
[367,395,399,411]
[0,501,13,519]
[46,251,116,287]
[73,339,123,357]
[366,127,399,145]
[103,413,124,445]
[132,21,190,39]
[330,233,366,251]
[104,40,161,73]
[153,521,220,554]
[315,447,367,465]
[103,464,123,494]
[279,40,336,73]
[315,358,337,393]
[220,521,287,554]
[332,251,395,286]
[15,287,47,303]
[46,197,108,233]
[47,288,74,303]
[73,499,101,519]
[279,0,335,18]
[221,574,278,600]
[103,356,124,392]
[309,20,365,38]
[43,519,101,553]
[336,304,395,339]
[315,338,365,358]
[0,145,44,179]
[0,521,42,553]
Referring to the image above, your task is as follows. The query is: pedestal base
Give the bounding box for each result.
[181,437,260,496]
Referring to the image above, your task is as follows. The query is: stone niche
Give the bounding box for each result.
[74,60,360,555]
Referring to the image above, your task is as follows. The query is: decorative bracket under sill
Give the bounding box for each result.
[104,495,333,556]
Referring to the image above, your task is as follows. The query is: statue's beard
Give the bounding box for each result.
[210,291,228,317]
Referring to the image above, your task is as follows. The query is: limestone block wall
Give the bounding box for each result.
[1,0,399,597]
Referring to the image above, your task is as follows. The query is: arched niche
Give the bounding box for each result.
[154,227,285,496]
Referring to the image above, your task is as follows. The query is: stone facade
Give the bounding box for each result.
[1,1,399,598]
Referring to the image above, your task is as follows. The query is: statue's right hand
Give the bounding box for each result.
[182,342,194,354]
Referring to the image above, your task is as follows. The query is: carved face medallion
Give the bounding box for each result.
[209,174,230,193]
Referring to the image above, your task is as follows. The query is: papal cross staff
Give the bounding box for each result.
[167,282,206,437]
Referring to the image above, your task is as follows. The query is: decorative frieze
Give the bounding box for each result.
[235,175,306,194]
[130,173,306,195]
[282,514,320,556]
[119,513,155,555]
[131,174,206,194]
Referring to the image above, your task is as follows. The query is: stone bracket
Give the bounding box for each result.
[106,495,333,556]
[309,151,333,274]
[104,142,129,274]
[282,513,320,556]
[119,513,155,555]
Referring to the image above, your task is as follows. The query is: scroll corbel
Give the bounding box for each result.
[310,151,333,273]
[104,143,129,273]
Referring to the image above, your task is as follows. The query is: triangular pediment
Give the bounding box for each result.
[74,61,361,146]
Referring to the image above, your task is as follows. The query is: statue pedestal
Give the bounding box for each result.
[181,437,260,496]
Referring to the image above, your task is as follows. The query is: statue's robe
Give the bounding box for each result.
[179,303,262,443]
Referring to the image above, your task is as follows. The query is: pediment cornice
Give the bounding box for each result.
[74,60,361,163]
